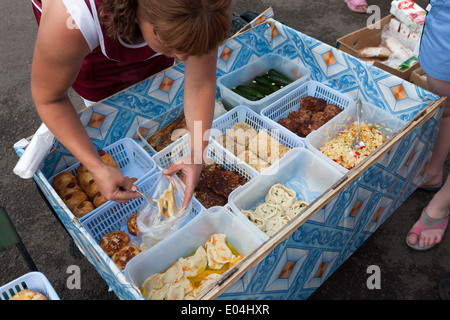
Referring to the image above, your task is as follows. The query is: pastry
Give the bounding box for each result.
[265,183,297,210]
[99,231,130,257]
[99,150,120,170]
[156,182,178,220]
[73,200,95,218]
[111,245,141,270]
[11,289,48,300]
[127,213,139,236]
[237,150,270,173]
[226,121,258,148]
[59,181,83,198]
[52,171,78,195]
[63,191,89,212]
[93,192,108,208]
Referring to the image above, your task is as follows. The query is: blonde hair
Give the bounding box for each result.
[101,0,232,56]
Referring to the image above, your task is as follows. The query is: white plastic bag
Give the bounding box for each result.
[136,172,192,250]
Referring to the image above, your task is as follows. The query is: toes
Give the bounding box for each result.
[408,233,419,245]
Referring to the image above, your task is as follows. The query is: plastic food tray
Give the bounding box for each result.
[218,53,311,114]
[305,100,407,173]
[0,272,60,300]
[48,138,157,222]
[124,206,266,293]
[82,171,204,244]
[260,80,356,142]
[228,148,345,241]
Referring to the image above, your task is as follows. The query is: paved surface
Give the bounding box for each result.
[1,0,449,301]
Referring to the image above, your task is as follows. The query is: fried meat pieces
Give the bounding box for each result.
[277,96,342,138]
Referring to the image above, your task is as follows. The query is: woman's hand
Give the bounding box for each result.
[91,163,141,203]
[162,157,204,210]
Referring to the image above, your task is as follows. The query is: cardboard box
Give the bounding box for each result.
[410,66,428,90]
[336,14,420,80]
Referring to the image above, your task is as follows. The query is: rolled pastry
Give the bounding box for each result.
[241,209,266,231]
[255,202,283,221]
[265,215,290,237]
[265,183,297,209]
[285,200,309,219]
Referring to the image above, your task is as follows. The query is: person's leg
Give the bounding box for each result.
[407,76,450,249]
[421,76,450,188]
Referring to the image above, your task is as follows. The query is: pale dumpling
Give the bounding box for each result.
[178,246,207,277]
[161,260,184,285]
[205,234,237,270]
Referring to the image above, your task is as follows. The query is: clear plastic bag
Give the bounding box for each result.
[136,172,192,250]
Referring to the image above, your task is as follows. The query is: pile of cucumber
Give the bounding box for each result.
[231,69,293,101]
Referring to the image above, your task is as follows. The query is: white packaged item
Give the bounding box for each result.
[13,123,55,179]
[390,0,426,33]
[388,17,422,51]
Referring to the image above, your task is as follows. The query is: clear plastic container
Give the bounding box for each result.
[228,147,345,240]
[260,80,356,142]
[0,272,60,300]
[305,100,407,173]
[218,53,311,114]
[124,206,265,292]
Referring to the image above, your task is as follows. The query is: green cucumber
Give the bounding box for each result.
[267,69,293,86]
[236,85,265,99]
[254,76,280,92]
[251,83,274,96]
[231,86,260,101]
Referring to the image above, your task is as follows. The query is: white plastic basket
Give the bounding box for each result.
[210,105,305,167]
[48,138,157,222]
[0,272,60,300]
[152,134,259,211]
[218,53,311,114]
[228,148,345,241]
[260,80,356,142]
[81,171,203,244]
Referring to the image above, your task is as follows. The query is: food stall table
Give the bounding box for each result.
[14,17,444,300]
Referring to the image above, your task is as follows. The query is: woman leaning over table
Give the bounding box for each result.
[30,0,231,209]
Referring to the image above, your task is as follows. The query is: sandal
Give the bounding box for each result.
[406,209,449,251]
[344,0,369,13]
[418,181,443,192]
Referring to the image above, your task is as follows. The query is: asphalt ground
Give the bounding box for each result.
[1,0,449,302]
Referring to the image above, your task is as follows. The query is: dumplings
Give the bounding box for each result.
[141,234,242,300]
[241,183,309,237]
[156,182,178,220]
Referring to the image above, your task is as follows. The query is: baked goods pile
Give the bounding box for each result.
[141,233,242,300]
[52,150,135,218]
[99,229,141,270]
[11,289,48,300]
[147,114,187,152]
[277,96,343,138]
[192,162,248,209]
[241,183,309,237]
[215,121,290,173]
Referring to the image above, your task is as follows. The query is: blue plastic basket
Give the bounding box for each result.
[48,138,157,222]
[81,171,203,244]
